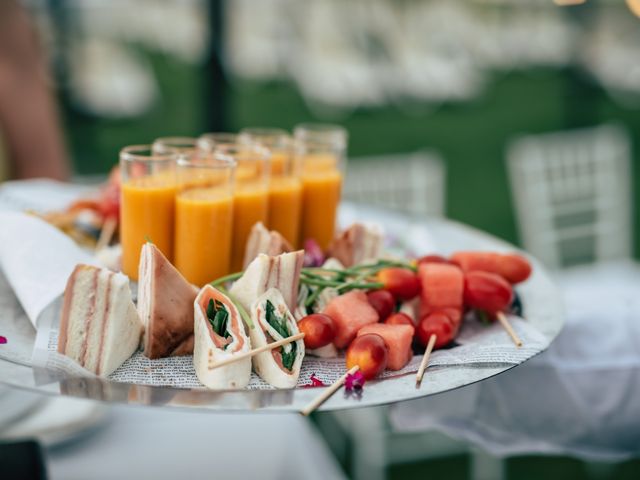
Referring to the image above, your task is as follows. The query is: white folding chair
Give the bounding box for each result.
[506,124,633,269]
[343,150,446,218]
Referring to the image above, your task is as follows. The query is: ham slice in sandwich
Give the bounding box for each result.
[327,223,383,267]
[58,264,143,376]
[243,222,293,269]
[138,243,198,358]
[193,285,251,389]
[250,288,304,388]
[230,250,303,314]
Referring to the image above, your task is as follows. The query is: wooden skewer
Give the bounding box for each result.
[301,365,360,417]
[207,332,305,370]
[496,312,523,347]
[96,217,117,251]
[416,334,437,386]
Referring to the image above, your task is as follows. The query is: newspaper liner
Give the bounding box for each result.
[32,295,549,390]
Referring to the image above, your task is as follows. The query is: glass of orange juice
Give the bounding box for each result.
[294,123,348,250]
[174,151,236,286]
[120,145,178,280]
[152,136,198,155]
[216,143,270,272]
[239,128,302,247]
[196,132,238,153]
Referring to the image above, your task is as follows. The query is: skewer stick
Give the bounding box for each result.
[496,312,523,347]
[416,334,437,386]
[208,332,305,370]
[96,217,117,251]
[301,365,360,416]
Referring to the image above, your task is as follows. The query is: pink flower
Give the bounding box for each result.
[0,336,6,345]
[345,371,365,392]
[309,374,326,387]
[303,239,325,267]
[302,373,326,388]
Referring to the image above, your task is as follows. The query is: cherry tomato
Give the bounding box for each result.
[346,334,388,380]
[385,312,415,331]
[298,314,336,350]
[107,165,121,187]
[376,268,421,301]
[416,312,457,349]
[437,307,463,327]
[67,199,102,214]
[366,290,395,321]
[99,184,120,220]
[463,271,513,313]
[498,254,532,284]
[451,251,532,284]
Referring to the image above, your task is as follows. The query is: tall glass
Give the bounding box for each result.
[239,128,302,247]
[174,152,236,285]
[294,123,347,250]
[152,136,198,155]
[197,133,239,153]
[217,143,270,272]
[120,145,178,280]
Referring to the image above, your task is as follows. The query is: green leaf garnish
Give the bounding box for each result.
[206,298,231,347]
[265,300,296,372]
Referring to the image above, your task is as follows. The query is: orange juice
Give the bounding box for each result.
[231,183,269,272]
[270,151,288,176]
[294,124,347,250]
[174,187,233,286]
[121,178,176,280]
[268,176,302,246]
[300,169,342,250]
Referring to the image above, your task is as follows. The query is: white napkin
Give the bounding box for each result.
[0,178,94,213]
[0,212,95,326]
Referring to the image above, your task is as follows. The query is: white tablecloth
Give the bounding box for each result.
[46,406,345,480]
[391,261,640,461]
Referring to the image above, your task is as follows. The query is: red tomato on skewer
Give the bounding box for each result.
[298,314,336,350]
[451,251,532,284]
[416,312,457,349]
[463,271,513,315]
[346,334,388,380]
[385,312,415,331]
[366,290,395,321]
[377,268,421,301]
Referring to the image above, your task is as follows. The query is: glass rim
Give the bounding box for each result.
[215,142,271,160]
[239,127,289,138]
[176,151,237,170]
[120,144,178,163]
[197,132,239,151]
[239,128,292,149]
[153,136,198,151]
[293,123,348,146]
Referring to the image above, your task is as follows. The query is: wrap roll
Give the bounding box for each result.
[193,285,251,389]
[250,288,305,389]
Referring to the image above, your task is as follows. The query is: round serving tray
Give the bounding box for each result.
[0,204,564,412]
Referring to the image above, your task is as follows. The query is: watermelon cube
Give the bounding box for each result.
[323,290,379,349]
[418,263,464,316]
[357,323,414,370]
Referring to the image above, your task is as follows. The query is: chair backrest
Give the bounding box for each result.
[343,150,446,218]
[506,124,633,269]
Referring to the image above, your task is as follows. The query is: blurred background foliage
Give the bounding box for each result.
[27,0,640,250]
